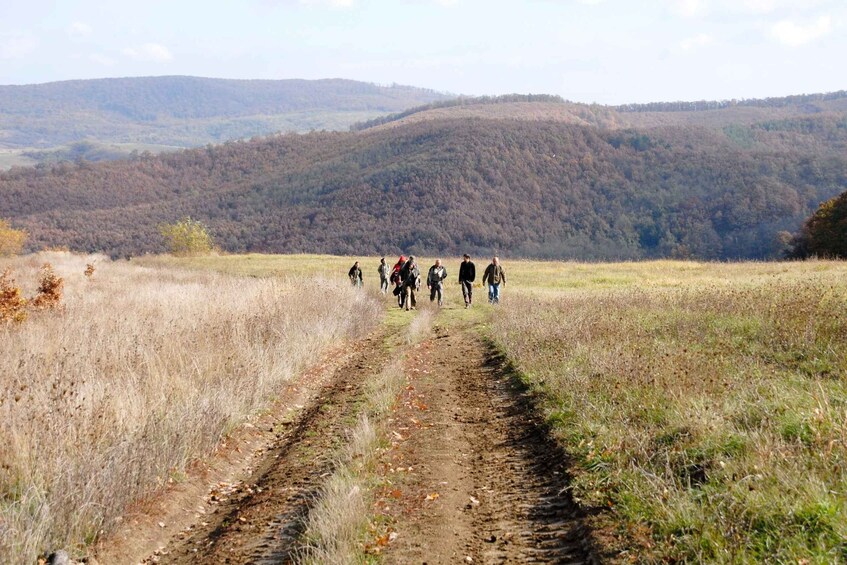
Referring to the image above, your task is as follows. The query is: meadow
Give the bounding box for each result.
[492,259,847,562]
[3,252,846,563]
[0,252,379,563]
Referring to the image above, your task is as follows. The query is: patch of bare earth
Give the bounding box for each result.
[372,318,596,564]
[93,328,388,565]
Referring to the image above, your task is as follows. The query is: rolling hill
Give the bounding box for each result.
[0,76,450,166]
[2,91,846,260]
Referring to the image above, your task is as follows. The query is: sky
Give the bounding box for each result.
[1,0,845,104]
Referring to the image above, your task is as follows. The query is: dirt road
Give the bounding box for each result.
[374,315,594,564]
[114,308,594,564]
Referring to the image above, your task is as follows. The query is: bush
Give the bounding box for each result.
[30,263,64,309]
[0,269,28,323]
[159,217,214,256]
[0,220,27,257]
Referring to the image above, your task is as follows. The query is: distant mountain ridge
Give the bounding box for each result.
[2,106,845,260]
[0,76,447,120]
[0,76,451,167]
[350,91,847,132]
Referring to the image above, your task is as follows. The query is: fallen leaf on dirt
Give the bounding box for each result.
[469,496,480,505]
[158,521,166,528]
[389,489,403,499]
[425,492,440,501]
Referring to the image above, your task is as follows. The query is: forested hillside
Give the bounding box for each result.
[2,108,845,260]
[0,76,449,165]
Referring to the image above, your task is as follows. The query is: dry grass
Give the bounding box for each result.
[0,252,380,563]
[491,260,847,562]
[297,307,431,564]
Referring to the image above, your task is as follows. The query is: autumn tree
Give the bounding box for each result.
[159,217,214,256]
[792,191,847,258]
[0,219,27,257]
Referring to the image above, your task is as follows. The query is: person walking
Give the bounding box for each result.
[426,259,448,307]
[400,255,420,310]
[377,257,390,294]
[458,253,476,308]
[482,256,506,304]
[348,261,363,288]
[390,255,406,307]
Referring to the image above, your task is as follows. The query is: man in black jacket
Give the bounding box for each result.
[400,255,420,310]
[458,254,476,308]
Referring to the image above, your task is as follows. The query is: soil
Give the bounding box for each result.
[94,309,596,564]
[92,329,389,565]
[372,316,595,564]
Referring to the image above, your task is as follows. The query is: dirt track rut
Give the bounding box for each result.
[377,317,594,564]
[150,332,385,564]
[138,310,593,564]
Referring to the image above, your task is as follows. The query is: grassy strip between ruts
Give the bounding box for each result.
[490,261,847,563]
[296,305,434,564]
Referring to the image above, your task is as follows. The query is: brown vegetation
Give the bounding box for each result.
[1,112,846,260]
[0,252,380,563]
[0,269,27,323]
[29,263,64,309]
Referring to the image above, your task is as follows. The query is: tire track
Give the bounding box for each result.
[380,319,595,564]
[149,332,387,564]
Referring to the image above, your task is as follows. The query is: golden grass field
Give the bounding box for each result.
[0,252,380,563]
[2,251,846,563]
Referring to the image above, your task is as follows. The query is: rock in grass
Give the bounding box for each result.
[47,550,70,565]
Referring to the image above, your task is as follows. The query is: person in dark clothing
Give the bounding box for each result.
[482,256,506,303]
[377,257,390,294]
[400,255,420,310]
[348,261,363,288]
[390,255,406,307]
[426,259,448,307]
[458,254,476,308]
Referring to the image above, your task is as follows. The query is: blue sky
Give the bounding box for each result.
[1,0,844,104]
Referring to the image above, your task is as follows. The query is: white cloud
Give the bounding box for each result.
[670,0,708,18]
[67,22,93,39]
[667,0,831,19]
[575,0,606,5]
[122,43,174,62]
[89,53,116,66]
[0,32,38,60]
[679,32,714,50]
[771,15,833,46]
[298,0,356,7]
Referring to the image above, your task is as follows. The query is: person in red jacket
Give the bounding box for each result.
[390,255,406,308]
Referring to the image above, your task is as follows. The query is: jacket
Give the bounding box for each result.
[400,260,419,287]
[458,261,476,282]
[482,263,505,285]
[427,265,447,286]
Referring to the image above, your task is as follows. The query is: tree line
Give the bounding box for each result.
[1,116,845,260]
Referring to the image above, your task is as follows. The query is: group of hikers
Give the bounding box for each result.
[348,255,506,310]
